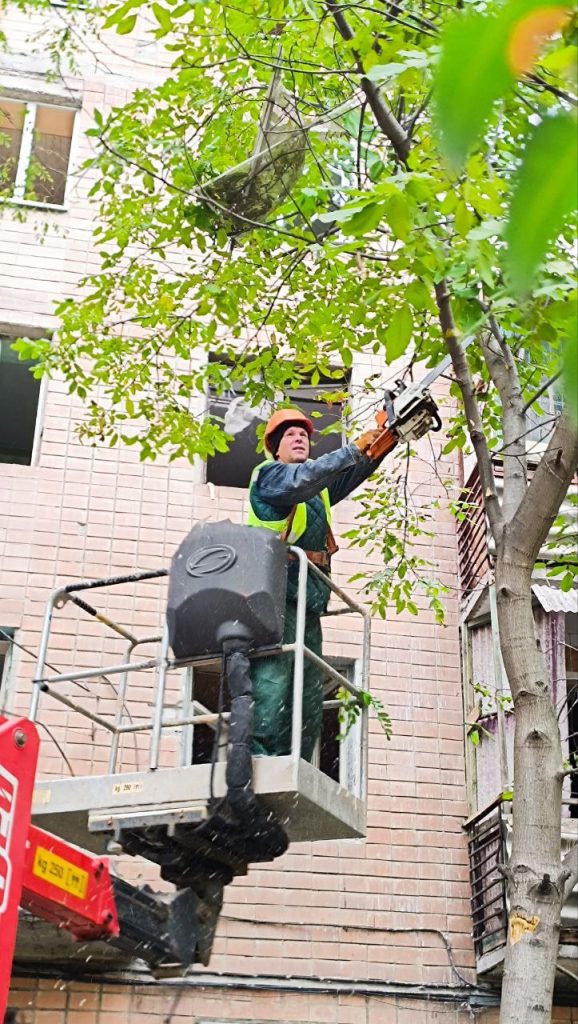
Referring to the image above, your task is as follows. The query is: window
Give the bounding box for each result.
[565,612,578,818]
[0,98,76,207]
[0,336,42,464]
[313,659,363,796]
[0,629,14,700]
[526,385,564,448]
[206,379,347,489]
[182,657,361,793]
[465,605,578,818]
[465,617,514,813]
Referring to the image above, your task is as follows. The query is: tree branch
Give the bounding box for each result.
[508,411,578,568]
[326,1,410,162]
[478,306,527,520]
[435,281,504,540]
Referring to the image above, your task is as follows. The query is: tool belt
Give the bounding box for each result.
[288,549,331,568]
[281,505,339,566]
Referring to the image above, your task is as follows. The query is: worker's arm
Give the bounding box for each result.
[327,445,390,506]
[253,444,367,509]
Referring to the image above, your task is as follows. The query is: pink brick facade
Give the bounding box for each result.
[0,5,504,1022]
[12,978,578,1024]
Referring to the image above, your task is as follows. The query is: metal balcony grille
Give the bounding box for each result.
[466,798,508,958]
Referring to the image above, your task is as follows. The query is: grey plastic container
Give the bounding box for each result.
[166,520,288,658]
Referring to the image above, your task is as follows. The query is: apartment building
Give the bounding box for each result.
[1,4,576,1023]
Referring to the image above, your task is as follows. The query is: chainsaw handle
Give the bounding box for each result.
[367,426,398,461]
[430,406,443,432]
[382,389,396,428]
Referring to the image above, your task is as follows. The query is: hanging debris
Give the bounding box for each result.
[198,66,309,231]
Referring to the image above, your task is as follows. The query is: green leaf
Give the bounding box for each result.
[365,62,409,84]
[563,329,578,424]
[505,113,578,295]
[366,51,429,83]
[152,3,172,32]
[434,0,570,170]
[434,11,513,170]
[385,305,413,362]
[561,571,574,592]
[116,14,137,34]
[386,192,411,241]
[454,200,475,238]
[344,202,384,236]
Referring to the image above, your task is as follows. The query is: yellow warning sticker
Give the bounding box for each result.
[32,846,89,900]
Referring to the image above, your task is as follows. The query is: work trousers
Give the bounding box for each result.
[251,601,323,761]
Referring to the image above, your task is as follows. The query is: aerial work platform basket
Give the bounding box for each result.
[28,543,370,862]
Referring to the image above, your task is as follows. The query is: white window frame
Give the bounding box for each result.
[310,656,364,800]
[2,98,80,211]
[0,630,15,712]
[30,372,48,466]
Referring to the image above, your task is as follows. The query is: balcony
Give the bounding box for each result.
[465,798,578,997]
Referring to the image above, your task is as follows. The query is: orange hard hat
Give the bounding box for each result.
[264,409,314,454]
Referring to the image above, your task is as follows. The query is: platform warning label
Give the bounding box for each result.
[32,846,89,899]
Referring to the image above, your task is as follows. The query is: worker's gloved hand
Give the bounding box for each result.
[353,428,384,454]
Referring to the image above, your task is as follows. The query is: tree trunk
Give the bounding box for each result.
[496,550,565,1024]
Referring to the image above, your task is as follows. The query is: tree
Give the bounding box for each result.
[4,1,577,1020]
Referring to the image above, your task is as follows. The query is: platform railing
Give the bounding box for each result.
[29,548,371,798]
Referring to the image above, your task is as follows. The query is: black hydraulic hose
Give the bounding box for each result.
[221,638,288,858]
[222,641,254,812]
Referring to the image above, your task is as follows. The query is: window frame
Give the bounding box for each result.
[311,656,365,799]
[0,97,80,211]
[0,629,15,711]
[179,654,364,798]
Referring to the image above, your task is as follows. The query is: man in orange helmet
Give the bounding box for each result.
[247,408,392,760]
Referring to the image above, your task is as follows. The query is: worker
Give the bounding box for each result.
[247,409,394,760]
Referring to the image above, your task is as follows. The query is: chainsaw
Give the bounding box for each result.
[367,336,474,460]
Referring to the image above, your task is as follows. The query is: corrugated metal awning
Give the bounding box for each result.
[532,584,578,614]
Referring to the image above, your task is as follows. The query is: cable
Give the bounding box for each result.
[220,913,474,988]
[0,705,75,777]
[0,624,142,773]
[0,627,90,694]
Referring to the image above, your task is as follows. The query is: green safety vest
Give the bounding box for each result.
[247,460,332,545]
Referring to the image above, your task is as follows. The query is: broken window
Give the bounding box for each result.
[0,99,76,207]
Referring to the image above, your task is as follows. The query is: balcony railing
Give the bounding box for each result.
[465,797,578,968]
[465,797,508,959]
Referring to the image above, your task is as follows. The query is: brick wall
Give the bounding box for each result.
[4,978,503,1024]
[7,979,578,1024]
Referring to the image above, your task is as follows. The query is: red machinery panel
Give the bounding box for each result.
[0,716,120,1021]
[21,825,119,940]
[0,716,40,1022]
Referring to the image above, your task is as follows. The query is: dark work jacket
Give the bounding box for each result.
[249,443,383,614]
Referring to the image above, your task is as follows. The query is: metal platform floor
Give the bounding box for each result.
[31,756,366,853]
